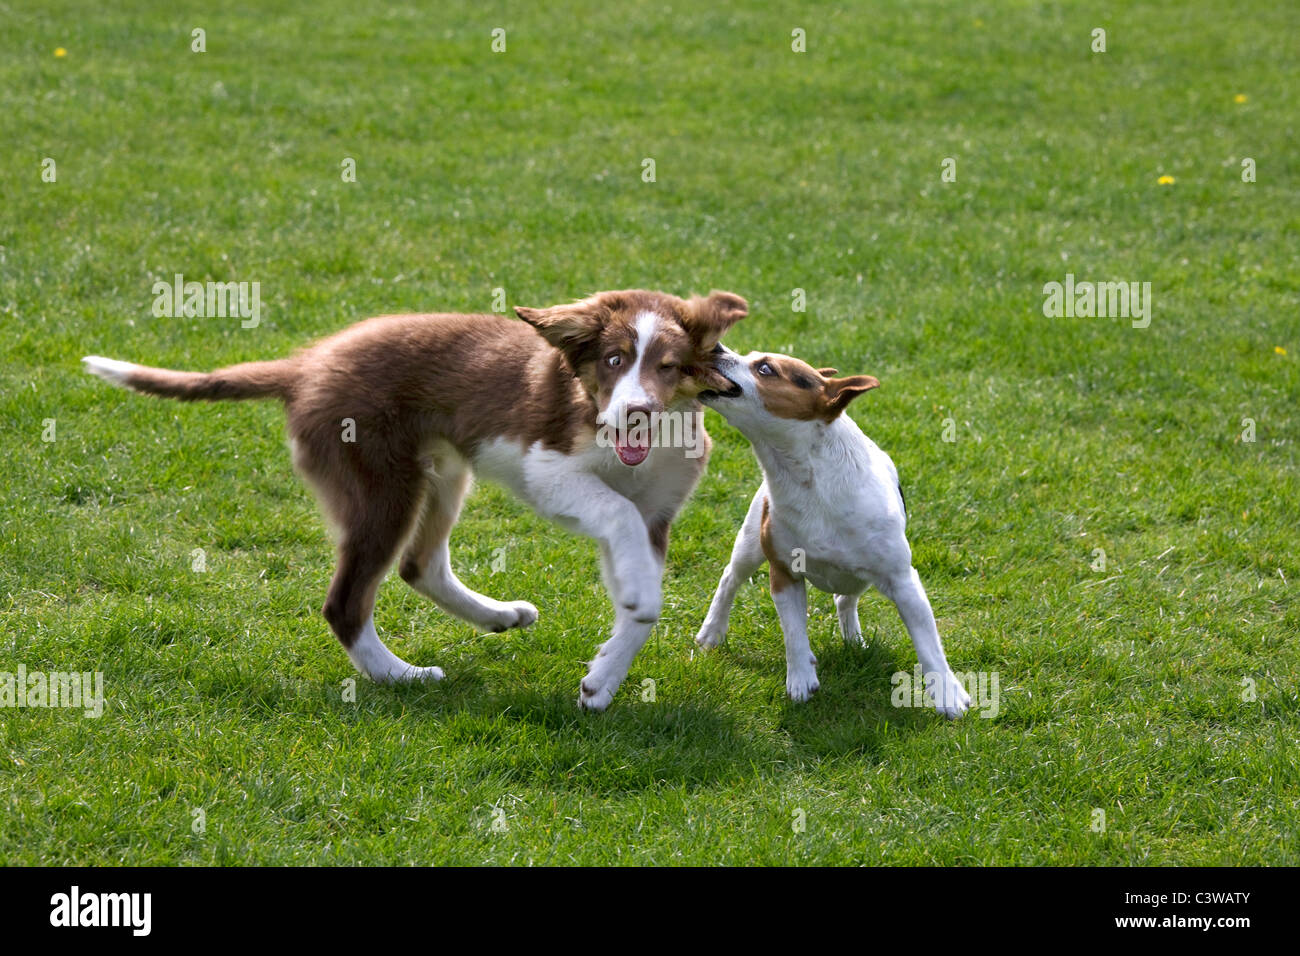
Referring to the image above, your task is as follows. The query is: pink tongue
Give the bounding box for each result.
[615,437,650,466]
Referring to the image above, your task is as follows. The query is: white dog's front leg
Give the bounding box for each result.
[696,487,766,649]
[771,578,818,702]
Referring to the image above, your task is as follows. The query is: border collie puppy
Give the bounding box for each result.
[84,289,746,710]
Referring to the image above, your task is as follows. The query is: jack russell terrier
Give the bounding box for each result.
[83,289,746,710]
[696,346,972,718]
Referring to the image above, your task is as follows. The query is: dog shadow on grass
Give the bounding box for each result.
[415,633,935,784]
[395,695,766,792]
[275,653,777,792]
[191,627,941,792]
[719,633,938,762]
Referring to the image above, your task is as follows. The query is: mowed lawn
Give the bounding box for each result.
[2,0,1297,865]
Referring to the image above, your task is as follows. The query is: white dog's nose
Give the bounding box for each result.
[711,344,741,369]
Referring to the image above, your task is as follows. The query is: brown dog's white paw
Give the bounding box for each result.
[578,678,616,712]
[499,601,538,630]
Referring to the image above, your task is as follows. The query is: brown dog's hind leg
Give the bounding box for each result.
[397,451,538,632]
[293,428,442,683]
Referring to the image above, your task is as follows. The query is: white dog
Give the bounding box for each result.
[695,346,972,718]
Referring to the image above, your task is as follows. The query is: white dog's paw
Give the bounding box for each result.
[840,627,865,648]
[786,666,820,703]
[927,670,972,719]
[695,619,728,650]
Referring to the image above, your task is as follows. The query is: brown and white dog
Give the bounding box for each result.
[82,289,746,710]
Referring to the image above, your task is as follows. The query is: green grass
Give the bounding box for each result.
[2,0,1297,865]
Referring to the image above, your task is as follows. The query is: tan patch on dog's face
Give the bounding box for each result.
[747,352,880,423]
[583,311,637,412]
[749,354,831,420]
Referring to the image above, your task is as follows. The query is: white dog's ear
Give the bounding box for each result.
[516,299,609,352]
[682,290,748,349]
[822,374,880,420]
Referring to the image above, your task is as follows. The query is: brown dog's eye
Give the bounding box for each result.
[606,354,623,368]
[661,363,679,373]
[756,361,775,377]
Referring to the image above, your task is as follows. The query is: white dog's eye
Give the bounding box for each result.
[756,361,775,377]
[606,354,623,368]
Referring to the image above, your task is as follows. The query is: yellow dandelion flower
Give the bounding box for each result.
[1158,175,1175,185]
[1276,346,1288,355]
[1234,93,1248,104]
[54,47,67,57]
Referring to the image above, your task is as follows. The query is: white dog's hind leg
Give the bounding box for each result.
[696,487,766,649]
[834,592,865,647]
[876,566,971,718]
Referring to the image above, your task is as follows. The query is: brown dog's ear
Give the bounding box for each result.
[822,374,880,421]
[817,367,839,377]
[515,300,609,353]
[682,290,748,349]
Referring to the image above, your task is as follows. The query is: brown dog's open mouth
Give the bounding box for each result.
[614,433,651,466]
[609,411,653,465]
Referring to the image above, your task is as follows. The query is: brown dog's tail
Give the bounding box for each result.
[82,354,297,402]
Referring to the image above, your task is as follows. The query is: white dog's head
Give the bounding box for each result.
[700,345,880,442]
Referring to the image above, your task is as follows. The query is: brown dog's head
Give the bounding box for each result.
[516,289,746,464]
